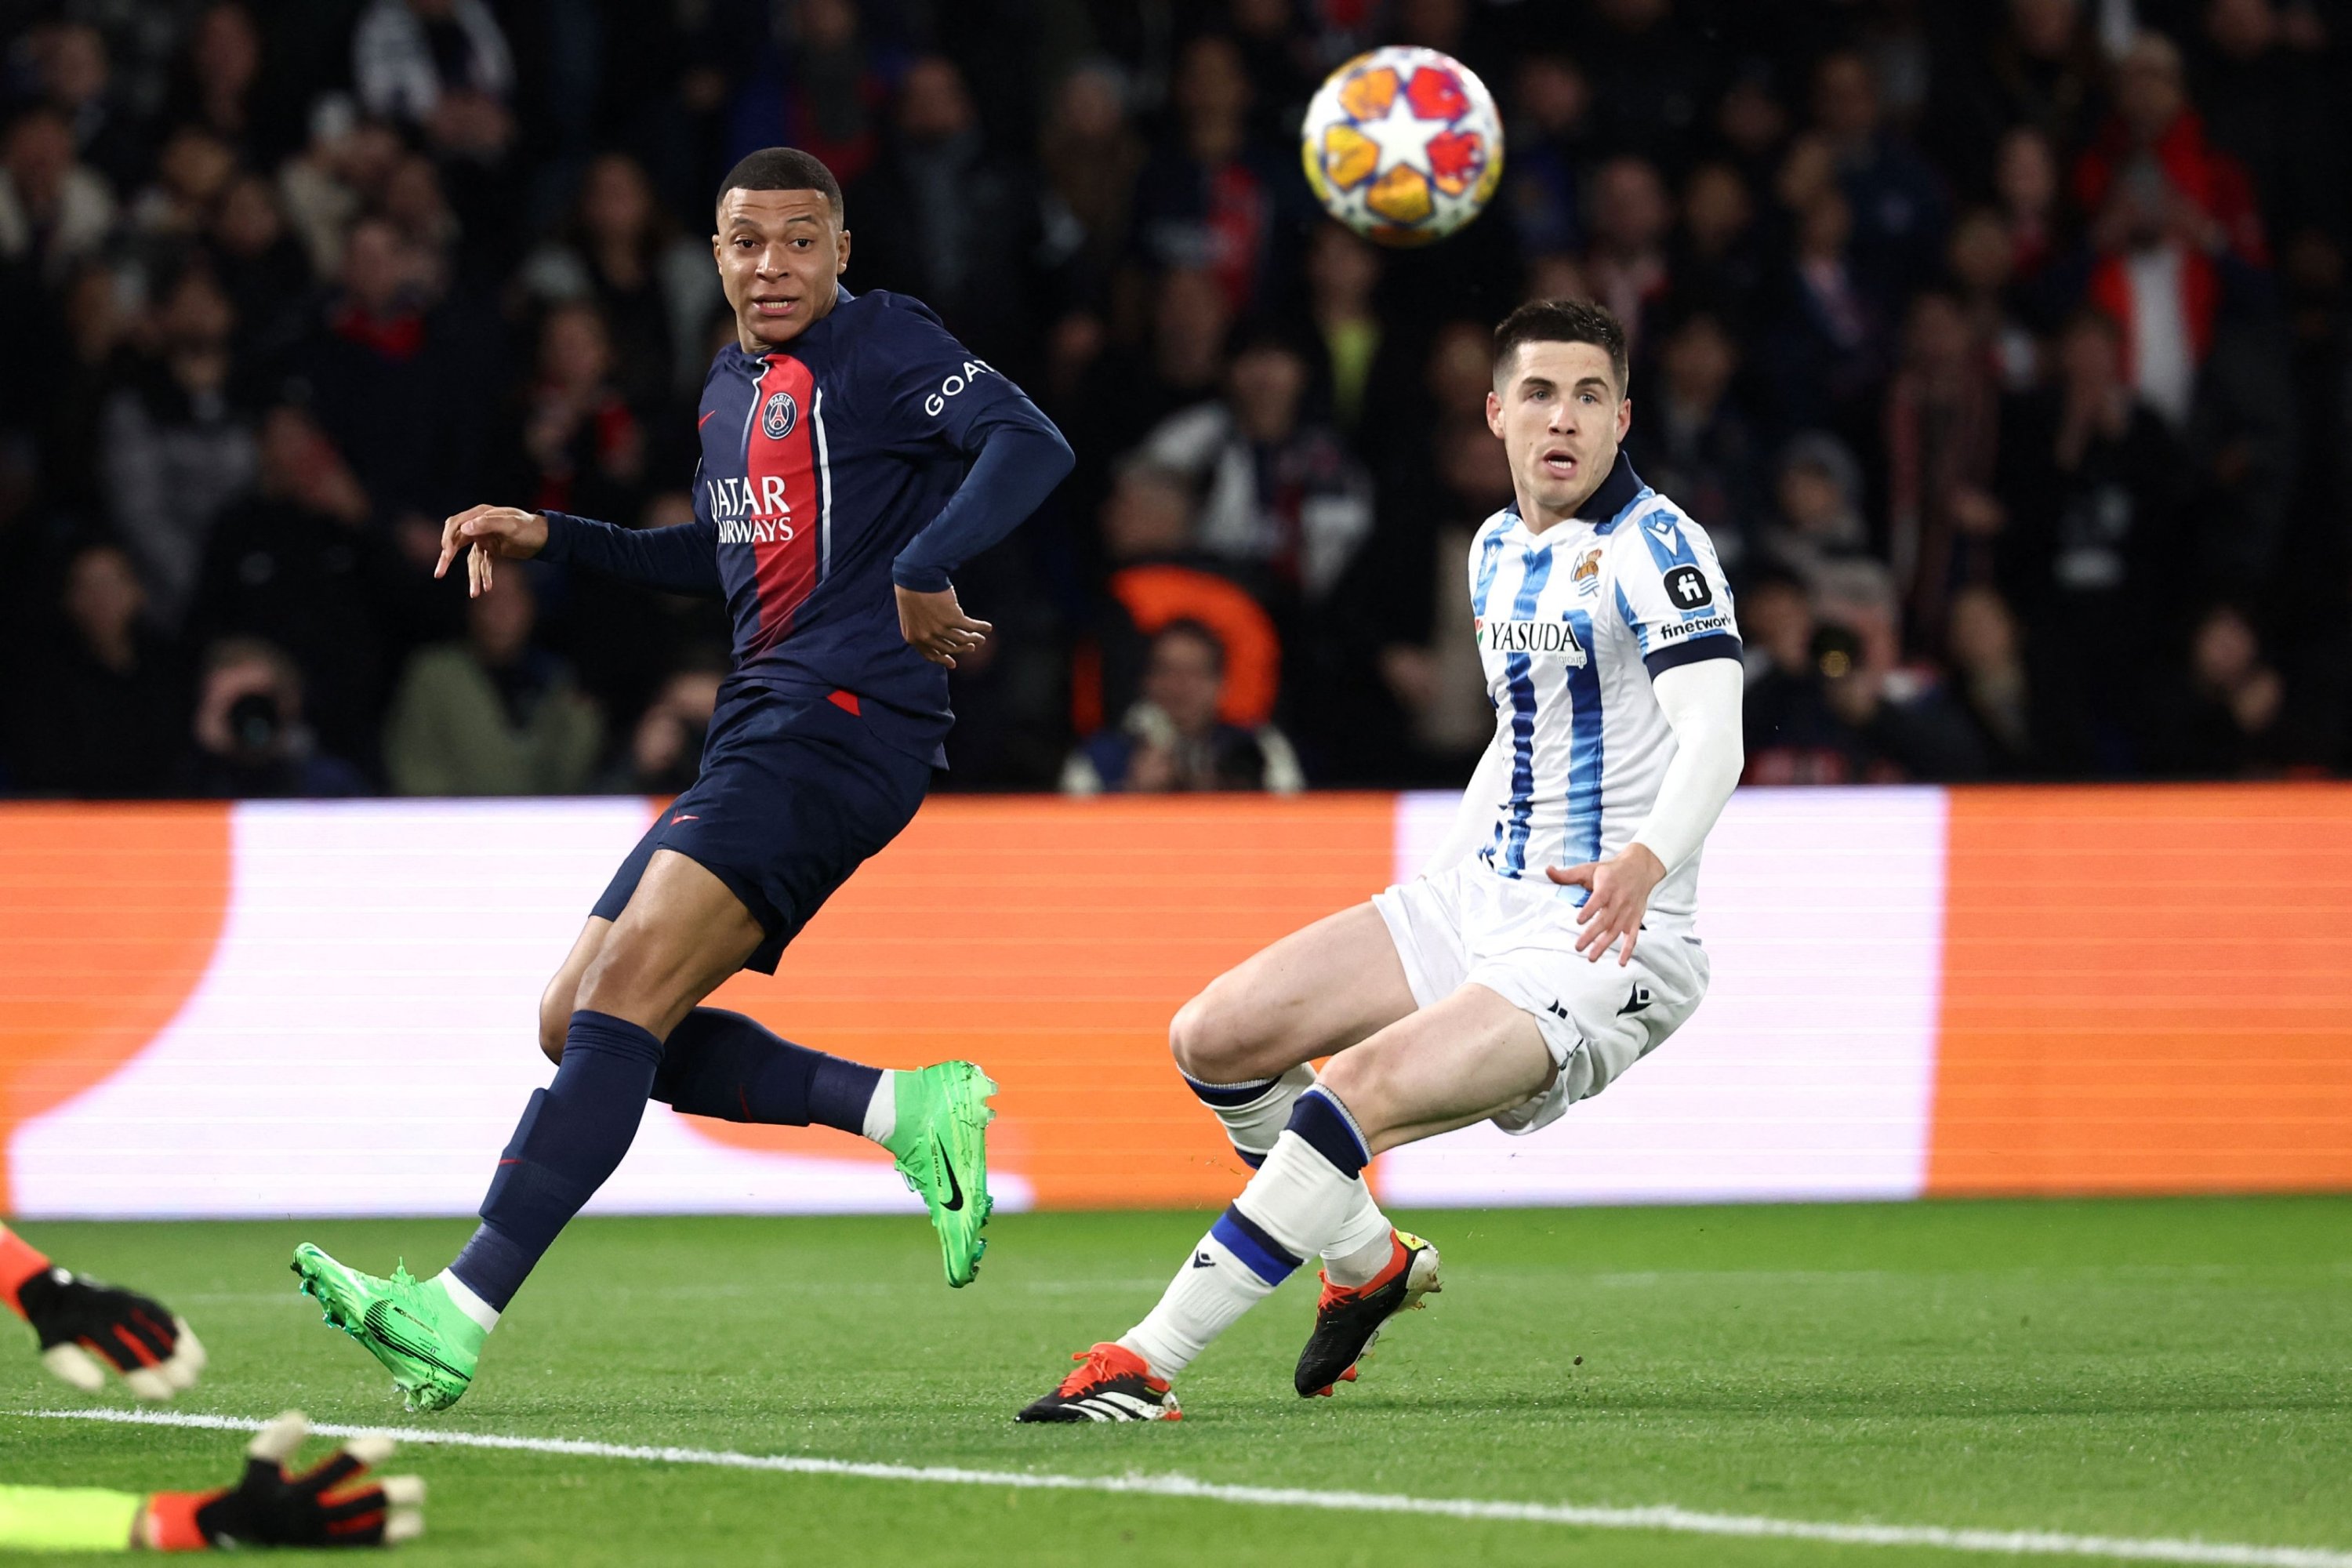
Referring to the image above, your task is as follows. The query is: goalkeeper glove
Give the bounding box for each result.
[143,1412,424,1550]
[0,1224,205,1400]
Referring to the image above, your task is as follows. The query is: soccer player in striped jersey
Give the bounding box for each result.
[1021,299,1744,1422]
[291,147,1073,1413]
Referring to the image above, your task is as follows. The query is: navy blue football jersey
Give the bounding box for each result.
[539,288,1068,763]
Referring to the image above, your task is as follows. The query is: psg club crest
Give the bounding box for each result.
[761,389,798,441]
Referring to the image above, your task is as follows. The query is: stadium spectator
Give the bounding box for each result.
[1586,156,1675,352]
[1812,49,1947,296]
[1504,54,1594,260]
[96,264,257,634]
[0,108,118,282]
[2,545,186,798]
[1134,321,1373,604]
[499,301,647,525]
[2143,601,2292,776]
[1671,161,1766,328]
[1036,60,1146,301]
[1993,124,2067,284]
[1996,307,2195,771]
[126,125,235,245]
[351,0,515,158]
[1062,619,1303,796]
[1302,222,1391,447]
[2072,31,2268,270]
[167,2,269,154]
[191,405,418,769]
[208,172,314,365]
[601,662,724,796]
[383,568,603,797]
[1634,309,1759,565]
[1744,616,1987,784]
[1133,34,1286,315]
[34,21,146,192]
[176,636,368,798]
[1080,458,1281,747]
[848,55,1044,376]
[521,153,720,407]
[1883,289,2005,656]
[1944,583,2068,778]
[299,214,494,516]
[1759,432,1899,641]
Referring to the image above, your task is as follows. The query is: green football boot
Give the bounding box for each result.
[880,1062,997,1287]
[290,1243,483,1413]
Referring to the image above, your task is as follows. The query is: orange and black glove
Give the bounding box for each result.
[0,1223,205,1400]
[143,1413,425,1550]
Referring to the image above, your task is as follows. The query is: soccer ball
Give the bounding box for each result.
[1301,46,1504,248]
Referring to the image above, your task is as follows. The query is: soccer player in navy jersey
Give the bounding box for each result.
[292,147,1073,1412]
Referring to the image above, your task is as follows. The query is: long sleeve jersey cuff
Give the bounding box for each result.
[891,417,1073,593]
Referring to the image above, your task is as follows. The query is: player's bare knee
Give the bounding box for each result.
[536,989,570,1065]
[1169,987,1252,1083]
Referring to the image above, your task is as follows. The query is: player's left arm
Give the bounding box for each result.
[875,308,1076,666]
[1547,515,1744,964]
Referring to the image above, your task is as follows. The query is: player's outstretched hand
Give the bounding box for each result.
[434,505,549,598]
[2,1229,206,1399]
[896,584,992,669]
[1545,843,1666,967]
[143,1411,425,1550]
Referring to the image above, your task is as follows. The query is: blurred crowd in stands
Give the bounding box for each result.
[2,0,2349,800]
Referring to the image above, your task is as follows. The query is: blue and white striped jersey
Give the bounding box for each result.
[1464,453,1740,925]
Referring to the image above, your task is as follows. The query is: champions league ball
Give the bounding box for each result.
[1301,46,1504,248]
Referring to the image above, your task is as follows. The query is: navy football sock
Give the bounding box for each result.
[448,1011,664,1312]
[651,1008,882,1134]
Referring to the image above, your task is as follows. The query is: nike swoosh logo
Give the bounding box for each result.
[936,1138,964,1212]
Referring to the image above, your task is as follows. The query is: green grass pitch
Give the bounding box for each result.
[0,1197,2346,1565]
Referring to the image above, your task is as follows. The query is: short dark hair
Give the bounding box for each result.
[1492,298,1630,397]
[716,147,844,221]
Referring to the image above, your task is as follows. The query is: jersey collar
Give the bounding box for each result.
[1498,451,1650,543]
[730,285,856,366]
[1577,451,1650,534]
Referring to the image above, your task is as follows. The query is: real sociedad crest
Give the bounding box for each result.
[761,389,798,440]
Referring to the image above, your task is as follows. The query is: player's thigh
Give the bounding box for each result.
[576,850,764,1039]
[538,917,612,1063]
[1316,982,1555,1154]
[1170,902,1418,1084]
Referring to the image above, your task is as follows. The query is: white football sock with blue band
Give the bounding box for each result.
[1121,1087,1374,1380]
[1184,1067,1394,1269]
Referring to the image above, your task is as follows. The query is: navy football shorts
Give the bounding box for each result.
[592,684,932,974]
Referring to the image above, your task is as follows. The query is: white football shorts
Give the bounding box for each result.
[1371,858,1710,1135]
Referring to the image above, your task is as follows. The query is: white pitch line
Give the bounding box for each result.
[25,1408,2351,1568]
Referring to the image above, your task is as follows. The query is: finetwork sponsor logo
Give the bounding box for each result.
[1475,618,1588,664]
[1653,612,1732,642]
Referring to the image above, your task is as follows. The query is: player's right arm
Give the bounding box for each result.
[434,505,724,599]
